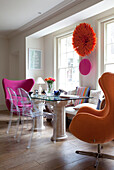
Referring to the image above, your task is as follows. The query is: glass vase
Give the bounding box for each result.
[47,82,53,96]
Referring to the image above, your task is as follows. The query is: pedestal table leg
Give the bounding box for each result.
[34,101,45,131]
[50,101,68,141]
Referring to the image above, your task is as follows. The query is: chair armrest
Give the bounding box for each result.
[77,106,103,117]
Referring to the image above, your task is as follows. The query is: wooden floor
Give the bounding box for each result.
[0,110,114,170]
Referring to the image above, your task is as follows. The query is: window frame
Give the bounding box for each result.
[98,16,114,80]
[56,33,80,91]
[104,19,114,72]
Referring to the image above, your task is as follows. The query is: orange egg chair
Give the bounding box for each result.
[69,72,114,167]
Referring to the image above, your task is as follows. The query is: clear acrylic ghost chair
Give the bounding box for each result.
[2,78,35,133]
[17,88,43,149]
[7,87,20,138]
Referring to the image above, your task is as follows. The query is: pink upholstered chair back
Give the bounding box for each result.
[2,78,35,111]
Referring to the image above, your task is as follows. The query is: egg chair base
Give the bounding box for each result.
[76,144,114,168]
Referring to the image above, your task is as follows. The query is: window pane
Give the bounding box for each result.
[107,22,114,44]
[68,58,73,67]
[67,36,73,52]
[66,68,79,90]
[61,38,67,54]
[59,53,67,68]
[58,69,66,89]
[73,52,79,67]
[58,34,79,90]
[67,52,73,67]
[106,44,114,63]
[105,64,114,73]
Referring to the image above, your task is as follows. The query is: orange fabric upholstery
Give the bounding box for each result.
[69,72,114,144]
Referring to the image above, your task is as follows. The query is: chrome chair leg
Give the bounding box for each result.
[94,144,101,168]
[76,144,114,168]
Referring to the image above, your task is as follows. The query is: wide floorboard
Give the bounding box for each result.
[0,110,114,170]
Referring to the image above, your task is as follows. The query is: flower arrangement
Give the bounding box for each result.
[45,77,55,83]
[45,77,55,94]
[72,23,96,57]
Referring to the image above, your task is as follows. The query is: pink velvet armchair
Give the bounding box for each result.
[2,78,35,134]
[2,78,35,112]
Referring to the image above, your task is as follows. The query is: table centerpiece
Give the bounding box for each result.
[45,77,55,96]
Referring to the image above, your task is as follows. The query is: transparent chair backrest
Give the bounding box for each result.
[18,88,33,108]
[7,87,19,112]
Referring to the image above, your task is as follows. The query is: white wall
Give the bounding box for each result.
[44,34,54,78]
[9,34,25,80]
[0,37,9,109]
[26,37,46,90]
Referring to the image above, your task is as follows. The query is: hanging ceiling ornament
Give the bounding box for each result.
[72,23,96,57]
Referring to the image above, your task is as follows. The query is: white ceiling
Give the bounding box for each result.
[0,0,64,36]
[0,0,114,37]
[30,0,114,38]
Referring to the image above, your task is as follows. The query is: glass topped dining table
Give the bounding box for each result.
[31,94,91,142]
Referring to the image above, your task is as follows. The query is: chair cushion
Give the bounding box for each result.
[73,103,97,110]
[74,86,90,106]
[89,90,101,105]
[65,103,97,116]
[65,106,78,115]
